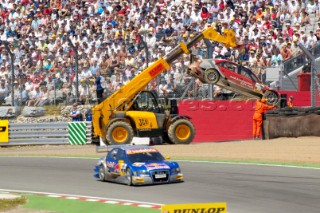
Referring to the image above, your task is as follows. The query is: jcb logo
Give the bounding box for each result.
[138,118,149,127]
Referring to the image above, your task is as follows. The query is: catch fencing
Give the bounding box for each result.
[1,121,92,146]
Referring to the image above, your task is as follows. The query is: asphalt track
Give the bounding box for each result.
[0,157,319,213]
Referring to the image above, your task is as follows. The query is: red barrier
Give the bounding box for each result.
[297,73,311,91]
[179,100,255,142]
[178,91,317,142]
[280,91,319,107]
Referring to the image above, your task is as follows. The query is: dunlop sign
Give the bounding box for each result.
[161,202,227,213]
[0,120,9,143]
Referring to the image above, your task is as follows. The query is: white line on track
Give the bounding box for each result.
[177,160,320,170]
[1,156,319,170]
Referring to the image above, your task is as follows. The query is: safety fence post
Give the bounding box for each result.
[298,43,316,107]
[203,38,213,99]
[67,38,79,104]
[3,41,15,106]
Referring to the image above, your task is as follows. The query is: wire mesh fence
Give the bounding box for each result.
[314,60,320,106]
[2,39,320,108]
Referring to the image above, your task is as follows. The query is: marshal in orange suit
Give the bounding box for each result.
[287,96,294,107]
[252,98,275,140]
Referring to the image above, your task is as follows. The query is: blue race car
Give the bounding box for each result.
[93,145,183,185]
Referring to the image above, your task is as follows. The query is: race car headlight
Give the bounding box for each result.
[171,168,180,174]
[135,170,148,175]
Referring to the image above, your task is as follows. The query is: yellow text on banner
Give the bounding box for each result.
[0,120,9,143]
[161,202,227,213]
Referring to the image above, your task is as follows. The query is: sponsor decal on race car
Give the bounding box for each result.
[126,148,158,154]
[133,162,145,167]
[230,75,254,89]
[145,163,170,170]
[106,161,116,168]
[114,161,127,175]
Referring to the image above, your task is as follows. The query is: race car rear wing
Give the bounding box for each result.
[95,144,136,153]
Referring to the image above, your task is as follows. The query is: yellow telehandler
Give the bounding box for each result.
[92,27,237,145]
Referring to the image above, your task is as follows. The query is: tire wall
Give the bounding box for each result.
[265,107,320,139]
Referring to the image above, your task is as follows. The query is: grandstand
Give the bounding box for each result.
[0,0,320,106]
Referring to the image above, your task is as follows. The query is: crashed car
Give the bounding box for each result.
[93,145,183,186]
[187,59,280,104]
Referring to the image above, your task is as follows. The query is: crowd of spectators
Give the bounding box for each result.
[1,0,320,106]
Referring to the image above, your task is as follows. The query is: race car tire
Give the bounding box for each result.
[98,165,106,182]
[126,168,133,186]
[106,121,133,145]
[204,69,220,84]
[168,119,195,144]
[263,90,280,105]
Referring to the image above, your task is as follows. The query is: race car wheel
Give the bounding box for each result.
[263,90,280,105]
[204,69,220,84]
[168,119,195,144]
[98,165,106,182]
[126,168,133,186]
[106,121,134,145]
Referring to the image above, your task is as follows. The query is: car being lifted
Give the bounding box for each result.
[187,59,280,105]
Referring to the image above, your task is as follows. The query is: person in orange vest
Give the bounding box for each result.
[253,98,275,140]
[287,96,294,107]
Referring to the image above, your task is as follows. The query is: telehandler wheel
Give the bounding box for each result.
[168,119,195,144]
[204,69,220,84]
[106,121,134,145]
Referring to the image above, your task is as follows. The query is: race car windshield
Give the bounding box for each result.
[128,152,165,163]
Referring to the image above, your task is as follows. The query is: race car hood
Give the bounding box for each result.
[199,59,219,70]
[131,161,172,171]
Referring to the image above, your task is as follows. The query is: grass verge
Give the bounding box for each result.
[0,196,27,212]
[23,195,159,213]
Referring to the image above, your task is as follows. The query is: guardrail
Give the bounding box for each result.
[1,121,92,146]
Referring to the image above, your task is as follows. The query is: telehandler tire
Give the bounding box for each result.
[162,133,174,144]
[168,119,195,144]
[106,121,134,145]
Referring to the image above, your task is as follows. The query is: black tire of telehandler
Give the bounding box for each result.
[162,133,174,144]
[106,121,134,145]
[168,119,195,144]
